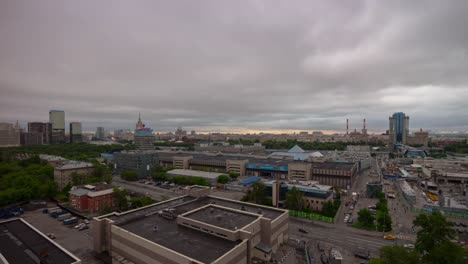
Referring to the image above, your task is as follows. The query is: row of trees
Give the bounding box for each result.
[1,143,133,162]
[444,142,468,154]
[372,212,466,264]
[356,192,392,231]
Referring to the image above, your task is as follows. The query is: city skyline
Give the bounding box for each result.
[1,1,468,133]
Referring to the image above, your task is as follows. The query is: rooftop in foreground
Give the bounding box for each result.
[0,218,80,264]
[99,195,286,263]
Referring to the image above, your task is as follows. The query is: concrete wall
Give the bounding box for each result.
[111,225,203,264]
[54,167,95,190]
[288,162,312,180]
[226,159,248,177]
[269,212,289,251]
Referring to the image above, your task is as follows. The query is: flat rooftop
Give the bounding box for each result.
[102,195,285,263]
[184,205,258,230]
[0,218,79,264]
[167,169,225,179]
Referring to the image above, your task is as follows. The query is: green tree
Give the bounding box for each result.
[217,175,229,184]
[413,212,464,263]
[376,211,392,232]
[152,171,167,182]
[113,187,129,211]
[250,182,267,204]
[285,187,304,211]
[378,246,421,264]
[228,171,239,180]
[424,240,465,264]
[357,208,375,227]
[121,170,138,181]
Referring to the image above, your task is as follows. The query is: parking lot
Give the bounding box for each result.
[21,206,105,264]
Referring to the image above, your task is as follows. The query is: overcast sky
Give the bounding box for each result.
[1,1,468,133]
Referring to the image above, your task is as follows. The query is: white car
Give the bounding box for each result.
[74,223,85,229]
[403,244,415,249]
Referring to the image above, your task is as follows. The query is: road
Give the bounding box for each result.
[289,217,412,256]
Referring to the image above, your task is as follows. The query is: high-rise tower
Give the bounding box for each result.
[389,112,409,147]
[49,110,65,143]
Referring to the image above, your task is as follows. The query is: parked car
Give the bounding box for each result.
[47,233,56,239]
[347,218,354,224]
[299,228,308,234]
[384,235,396,240]
[78,225,89,231]
[74,223,85,229]
[403,244,415,249]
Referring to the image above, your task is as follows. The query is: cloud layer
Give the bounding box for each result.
[1,1,467,133]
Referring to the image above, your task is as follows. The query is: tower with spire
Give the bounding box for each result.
[136,112,144,129]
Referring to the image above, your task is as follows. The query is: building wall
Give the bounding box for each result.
[114,152,159,178]
[49,110,65,130]
[134,135,154,150]
[20,132,43,146]
[288,162,312,180]
[54,167,95,190]
[173,156,192,169]
[0,122,20,147]
[226,159,248,177]
[28,122,52,144]
[69,195,88,211]
[88,193,114,213]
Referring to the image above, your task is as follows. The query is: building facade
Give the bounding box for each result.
[134,114,154,150]
[389,112,409,147]
[69,122,83,143]
[20,132,43,145]
[28,122,52,144]
[114,151,159,178]
[0,122,20,147]
[92,192,289,264]
[69,183,114,212]
[407,128,429,147]
[95,127,105,140]
[49,110,66,144]
[54,161,95,190]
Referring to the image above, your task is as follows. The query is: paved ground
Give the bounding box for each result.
[21,206,105,264]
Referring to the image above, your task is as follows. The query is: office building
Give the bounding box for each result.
[0,122,21,147]
[69,122,82,143]
[49,110,65,143]
[20,131,43,145]
[265,180,333,210]
[54,161,95,190]
[114,151,159,178]
[95,127,105,140]
[389,112,409,147]
[134,114,154,150]
[0,218,81,264]
[407,128,429,147]
[92,188,289,264]
[28,122,52,144]
[69,183,114,213]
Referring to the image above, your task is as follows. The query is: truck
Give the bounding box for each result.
[57,213,72,221]
[47,207,61,214]
[63,217,78,225]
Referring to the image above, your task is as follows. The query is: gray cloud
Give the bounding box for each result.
[1,0,468,133]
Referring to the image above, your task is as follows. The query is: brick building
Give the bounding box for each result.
[69,183,114,213]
